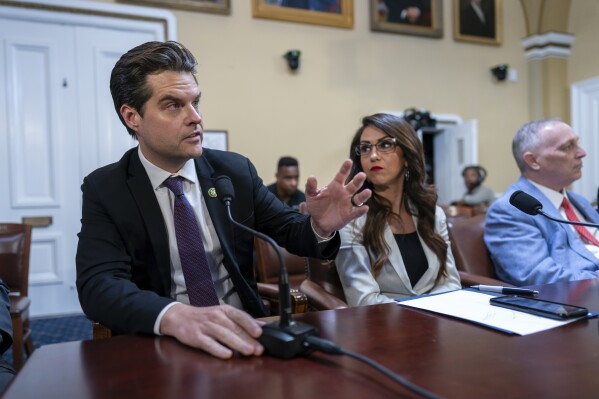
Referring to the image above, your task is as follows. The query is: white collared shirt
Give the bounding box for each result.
[137,148,242,334]
[528,180,599,258]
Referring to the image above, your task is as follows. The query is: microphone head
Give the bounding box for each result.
[214,175,235,203]
[509,190,543,215]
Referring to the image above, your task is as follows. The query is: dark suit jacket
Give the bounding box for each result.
[76,147,339,334]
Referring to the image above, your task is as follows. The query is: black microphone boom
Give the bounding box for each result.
[214,175,317,359]
[510,190,599,229]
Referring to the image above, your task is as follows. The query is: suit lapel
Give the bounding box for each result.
[568,192,599,224]
[194,154,266,317]
[126,149,171,295]
[518,178,597,263]
[195,156,234,253]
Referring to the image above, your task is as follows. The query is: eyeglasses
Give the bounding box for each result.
[354,138,398,157]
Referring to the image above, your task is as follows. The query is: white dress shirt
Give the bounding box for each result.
[529,180,599,259]
[138,148,242,334]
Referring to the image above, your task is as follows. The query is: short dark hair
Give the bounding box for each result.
[277,156,299,169]
[110,41,198,138]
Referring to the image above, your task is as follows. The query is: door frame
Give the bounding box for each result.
[571,76,599,203]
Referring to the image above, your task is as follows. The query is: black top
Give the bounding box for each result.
[267,183,306,210]
[393,232,428,287]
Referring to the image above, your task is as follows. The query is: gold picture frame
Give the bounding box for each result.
[370,0,443,38]
[119,0,230,15]
[252,0,353,29]
[453,0,502,45]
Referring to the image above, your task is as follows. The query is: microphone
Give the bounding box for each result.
[509,190,599,229]
[214,175,318,358]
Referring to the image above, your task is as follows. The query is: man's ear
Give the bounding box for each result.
[522,152,540,171]
[120,104,140,133]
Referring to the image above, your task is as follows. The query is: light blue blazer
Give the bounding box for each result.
[484,177,599,286]
[336,206,461,306]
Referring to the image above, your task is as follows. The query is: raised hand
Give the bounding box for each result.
[304,159,372,237]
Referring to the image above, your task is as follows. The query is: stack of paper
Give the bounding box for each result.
[397,290,588,335]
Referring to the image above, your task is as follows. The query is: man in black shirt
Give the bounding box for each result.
[267,156,306,211]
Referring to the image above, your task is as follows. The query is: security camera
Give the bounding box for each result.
[284,50,301,71]
[490,64,509,81]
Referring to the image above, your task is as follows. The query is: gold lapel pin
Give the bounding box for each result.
[208,188,217,198]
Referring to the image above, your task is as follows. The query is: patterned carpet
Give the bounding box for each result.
[3,314,92,366]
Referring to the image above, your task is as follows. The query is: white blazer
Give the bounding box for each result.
[336,206,461,306]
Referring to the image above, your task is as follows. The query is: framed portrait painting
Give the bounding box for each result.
[202,130,228,151]
[252,0,353,29]
[453,0,502,45]
[370,0,443,38]
[119,0,230,14]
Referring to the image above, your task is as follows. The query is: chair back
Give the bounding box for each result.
[0,223,32,296]
[254,237,307,288]
[299,258,348,310]
[447,214,497,279]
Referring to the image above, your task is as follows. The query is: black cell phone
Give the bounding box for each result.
[489,295,589,320]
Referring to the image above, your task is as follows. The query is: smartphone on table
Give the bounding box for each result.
[489,295,588,320]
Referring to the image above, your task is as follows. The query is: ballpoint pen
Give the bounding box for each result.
[470,285,539,296]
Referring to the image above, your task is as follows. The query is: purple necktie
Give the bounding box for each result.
[163,176,219,307]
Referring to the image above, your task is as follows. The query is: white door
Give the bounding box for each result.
[571,76,599,203]
[0,19,82,316]
[0,7,169,317]
[434,119,478,204]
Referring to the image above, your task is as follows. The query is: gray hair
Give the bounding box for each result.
[511,118,560,172]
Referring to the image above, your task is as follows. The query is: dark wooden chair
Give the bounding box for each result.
[254,237,308,315]
[447,214,513,287]
[0,223,35,370]
[299,258,348,311]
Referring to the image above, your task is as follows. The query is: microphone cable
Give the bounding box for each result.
[304,336,443,399]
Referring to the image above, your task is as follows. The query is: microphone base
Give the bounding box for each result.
[259,320,318,359]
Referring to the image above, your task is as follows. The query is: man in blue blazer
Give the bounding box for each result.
[485,119,599,286]
[76,41,371,359]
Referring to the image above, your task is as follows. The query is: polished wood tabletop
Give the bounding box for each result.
[4,279,599,399]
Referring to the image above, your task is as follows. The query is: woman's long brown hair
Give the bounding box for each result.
[348,113,447,278]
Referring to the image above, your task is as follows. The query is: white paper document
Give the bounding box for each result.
[397,290,585,336]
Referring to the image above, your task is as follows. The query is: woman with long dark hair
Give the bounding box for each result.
[336,113,461,306]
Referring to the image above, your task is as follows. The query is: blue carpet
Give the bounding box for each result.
[3,314,92,366]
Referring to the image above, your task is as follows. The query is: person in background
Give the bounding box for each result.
[453,165,495,208]
[485,118,599,286]
[335,113,461,306]
[76,41,371,360]
[267,156,306,211]
[0,280,15,392]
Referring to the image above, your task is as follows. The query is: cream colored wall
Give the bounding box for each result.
[101,0,535,197]
[568,0,599,85]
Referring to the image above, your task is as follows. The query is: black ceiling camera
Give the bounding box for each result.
[403,107,437,131]
[462,165,487,184]
[491,64,508,81]
[284,50,301,71]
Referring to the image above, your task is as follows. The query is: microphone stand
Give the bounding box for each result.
[537,209,599,229]
[223,203,317,359]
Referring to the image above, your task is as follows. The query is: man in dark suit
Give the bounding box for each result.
[0,280,15,392]
[76,41,371,359]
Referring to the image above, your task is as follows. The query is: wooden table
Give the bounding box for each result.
[4,279,599,399]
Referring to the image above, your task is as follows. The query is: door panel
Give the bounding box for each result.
[0,14,165,317]
[74,26,150,180]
